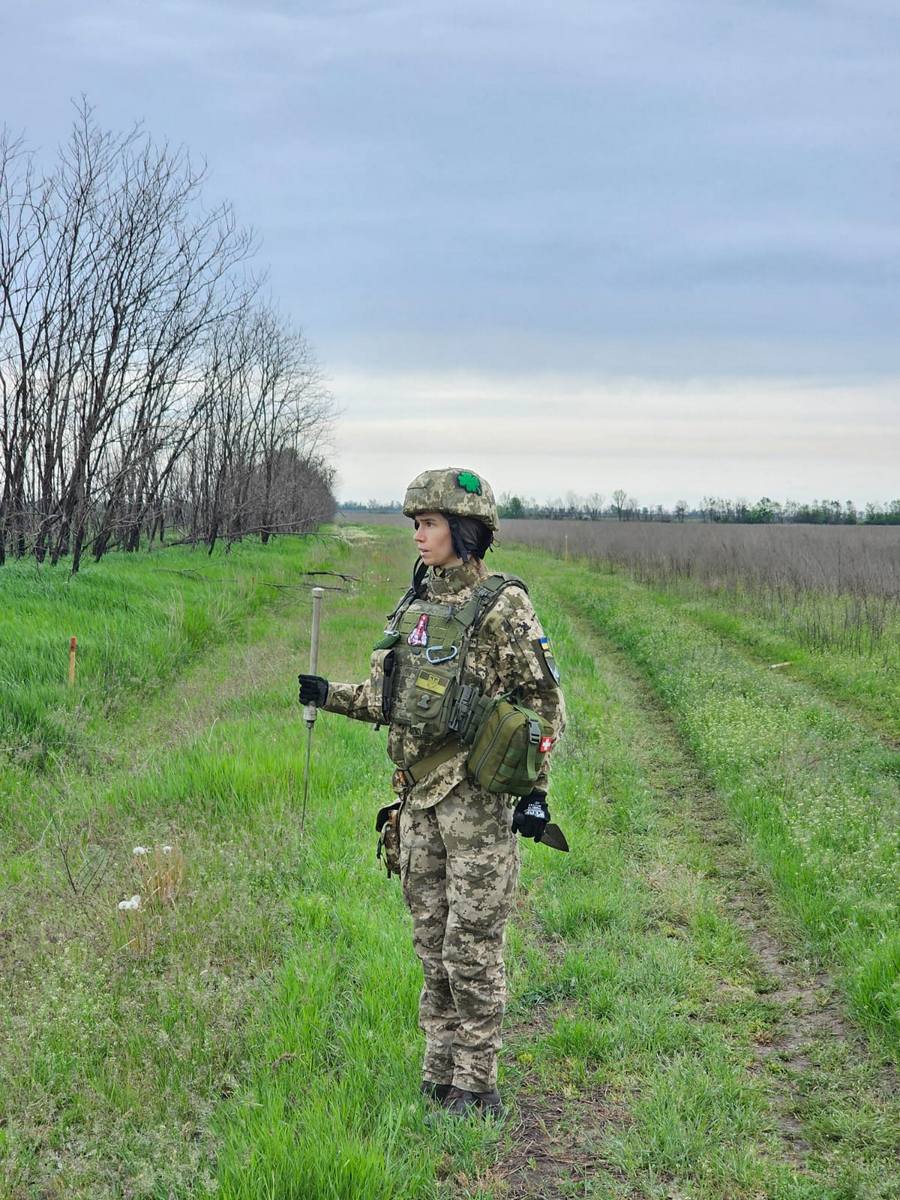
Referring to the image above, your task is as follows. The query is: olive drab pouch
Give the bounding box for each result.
[375,801,402,878]
[465,698,555,795]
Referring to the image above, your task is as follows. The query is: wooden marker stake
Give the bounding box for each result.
[68,636,77,687]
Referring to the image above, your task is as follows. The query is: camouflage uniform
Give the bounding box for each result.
[323,555,566,1092]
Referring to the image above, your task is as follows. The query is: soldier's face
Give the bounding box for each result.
[413,512,461,568]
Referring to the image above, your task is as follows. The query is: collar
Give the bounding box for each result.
[426,556,488,599]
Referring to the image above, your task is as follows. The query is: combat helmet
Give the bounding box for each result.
[403,468,499,531]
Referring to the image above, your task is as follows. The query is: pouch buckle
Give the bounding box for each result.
[448,683,478,738]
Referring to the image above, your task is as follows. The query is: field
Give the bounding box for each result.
[1,523,897,1199]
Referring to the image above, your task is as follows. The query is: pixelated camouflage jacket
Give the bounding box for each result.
[322,557,566,810]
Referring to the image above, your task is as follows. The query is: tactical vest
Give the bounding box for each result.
[370,573,526,739]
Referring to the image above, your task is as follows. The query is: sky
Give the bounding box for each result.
[3,1,899,506]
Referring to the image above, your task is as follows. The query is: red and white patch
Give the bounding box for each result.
[539,735,555,754]
[407,613,429,646]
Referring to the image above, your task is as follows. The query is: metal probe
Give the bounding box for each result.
[300,586,325,836]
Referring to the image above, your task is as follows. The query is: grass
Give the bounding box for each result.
[0,536,332,771]
[1,524,897,1198]
[501,546,900,1055]
[502,520,900,728]
[493,569,897,1197]
[1,529,506,1197]
[638,581,899,735]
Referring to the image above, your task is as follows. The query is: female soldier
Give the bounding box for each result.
[299,467,565,1118]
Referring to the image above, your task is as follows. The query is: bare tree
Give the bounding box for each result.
[585,491,605,520]
[0,102,336,572]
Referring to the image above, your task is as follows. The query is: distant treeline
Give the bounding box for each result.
[0,104,336,574]
[342,494,900,525]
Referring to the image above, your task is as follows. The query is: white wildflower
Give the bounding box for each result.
[161,845,173,854]
[133,846,149,856]
[118,894,142,911]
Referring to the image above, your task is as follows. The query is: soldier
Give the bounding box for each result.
[299,467,565,1118]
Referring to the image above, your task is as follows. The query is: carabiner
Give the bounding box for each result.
[425,644,459,665]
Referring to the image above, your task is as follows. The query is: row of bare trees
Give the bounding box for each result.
[0,103,335,573]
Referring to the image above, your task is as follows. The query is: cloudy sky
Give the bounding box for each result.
[3,1,899,505]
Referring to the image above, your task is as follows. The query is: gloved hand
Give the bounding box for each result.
[298,673,329,707]
[512,790,550,840]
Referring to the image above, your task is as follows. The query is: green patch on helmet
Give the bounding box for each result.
[457,471,482,495]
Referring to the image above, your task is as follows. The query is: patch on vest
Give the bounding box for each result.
[539,734,556,753]
[408,613,429,646]
[416,669,448,695]
[534,635,561,685]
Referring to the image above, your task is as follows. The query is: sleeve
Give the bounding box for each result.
[322,675,382,724]
[480,587,567,793]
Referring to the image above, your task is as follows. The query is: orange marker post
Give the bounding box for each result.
[68,636,77,687]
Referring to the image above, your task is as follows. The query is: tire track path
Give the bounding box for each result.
[651,592,900,750]
[477,569,898,1199]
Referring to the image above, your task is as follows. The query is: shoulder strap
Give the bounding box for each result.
[454,572,529,632]
[386,569,527,638]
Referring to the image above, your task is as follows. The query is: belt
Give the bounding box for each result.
[391,739,464,794]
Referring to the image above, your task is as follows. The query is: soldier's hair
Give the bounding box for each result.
[448,515,494,562]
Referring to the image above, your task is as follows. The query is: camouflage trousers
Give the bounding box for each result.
[399,779,520,1093]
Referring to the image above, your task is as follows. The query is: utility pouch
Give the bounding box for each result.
[466,698,554,795]
[367,649,397,724]
[375,801,402,878]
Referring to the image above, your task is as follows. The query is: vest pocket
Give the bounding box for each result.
[368,648,396,722]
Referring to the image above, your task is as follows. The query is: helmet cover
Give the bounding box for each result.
[402,467,499,532]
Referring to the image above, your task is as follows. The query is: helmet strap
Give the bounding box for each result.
[412,556,428,596]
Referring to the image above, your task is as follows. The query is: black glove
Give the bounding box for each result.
[298,673,329,707]
[512,790,550,840]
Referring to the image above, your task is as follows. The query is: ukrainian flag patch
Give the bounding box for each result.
[533,635,561,684]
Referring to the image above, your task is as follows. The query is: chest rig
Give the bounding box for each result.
[370,569,527,739]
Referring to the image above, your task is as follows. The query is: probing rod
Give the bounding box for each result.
[304,586,325,729]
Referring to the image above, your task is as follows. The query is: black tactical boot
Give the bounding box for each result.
[420,1080,453,1105]
[445,1086,506,1119]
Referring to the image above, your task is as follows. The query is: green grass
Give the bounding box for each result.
[0,536,335,770]
[498,589,897,1198]
[643,581,900,735]
[1,524,897,1198]
[1,529,506,1197]
[502,547,900,1055]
